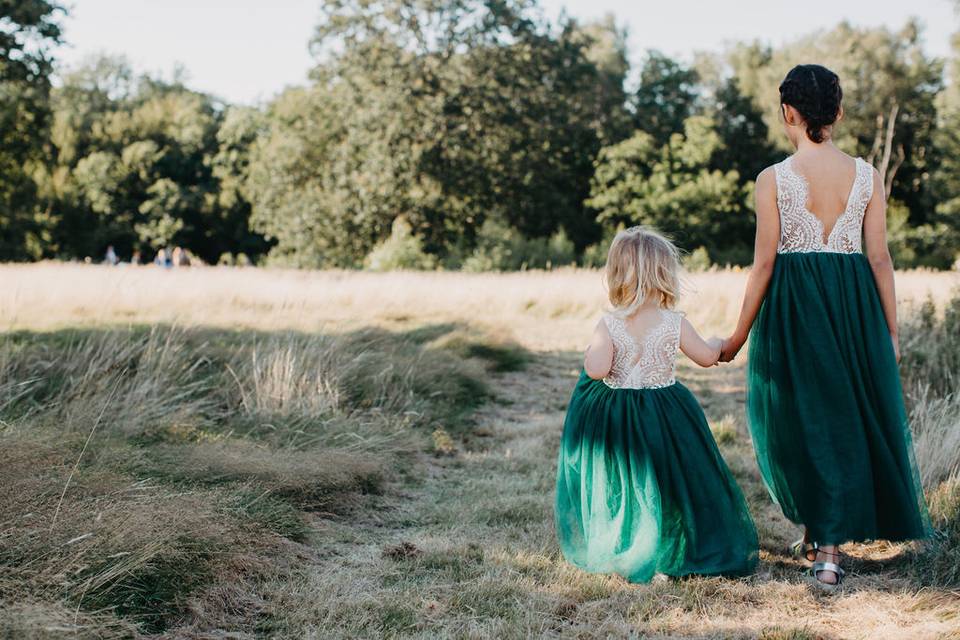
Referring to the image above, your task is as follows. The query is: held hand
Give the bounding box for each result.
[705,337,724,366]
[718,336,743,363]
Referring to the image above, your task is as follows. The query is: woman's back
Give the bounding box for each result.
[773,150,874,254]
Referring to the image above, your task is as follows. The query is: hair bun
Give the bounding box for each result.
[779,64,842,143]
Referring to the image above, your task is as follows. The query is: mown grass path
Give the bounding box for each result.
[305,347,960,640]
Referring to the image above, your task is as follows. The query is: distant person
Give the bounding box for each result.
[718,64,931,590]
[104,245,119,266]
[131,250,141,265]
[555,226,758,584]
[154,248,172,268]
[172,246,191,267]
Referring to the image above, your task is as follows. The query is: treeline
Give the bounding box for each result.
[2,0,959,269]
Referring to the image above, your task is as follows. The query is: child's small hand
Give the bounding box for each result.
[706,337,724,364]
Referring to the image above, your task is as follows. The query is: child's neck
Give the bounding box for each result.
[627,300,663,317]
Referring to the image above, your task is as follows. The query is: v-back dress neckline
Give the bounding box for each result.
[784,154,860,247]
[774,155,874,254]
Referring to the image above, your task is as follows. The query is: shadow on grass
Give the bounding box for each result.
[0,320,531,636]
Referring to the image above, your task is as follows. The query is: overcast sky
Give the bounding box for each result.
[53,0,959,105]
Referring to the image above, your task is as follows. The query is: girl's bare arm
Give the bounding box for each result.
[721,167,781,361]
[584,319,614,379]
[680,317,722,367]
[862,167,900,361]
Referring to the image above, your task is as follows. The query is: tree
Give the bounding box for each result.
[568,15,633,146]
[708,76,780,183]
[431,19,621,246]
[365,216,436,271]
[39,54,134,257]
[926,5,960,268]
[247,85,367,267]
[632,51,700,147]
[246,0,628,268]
[41,55,269,263]
[0,0,63,259]
[587,116,751,263]
[209,105,273,262]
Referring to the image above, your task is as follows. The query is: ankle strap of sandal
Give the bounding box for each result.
[812,561,845,578]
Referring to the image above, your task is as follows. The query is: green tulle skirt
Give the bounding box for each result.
[555,373,759,583]
[747,252,932,545]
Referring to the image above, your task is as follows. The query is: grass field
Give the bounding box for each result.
[1,263,959,639]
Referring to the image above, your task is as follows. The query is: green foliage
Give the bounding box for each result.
[246,0,627,267]
[930,26,960,270]
[886,196,959,269]
[33,55,271,262]
[684,246,713,272]
[709,76,780,183]
[587,116,752,263]
[0,0,63,260]
[365,216,437,271]
[461,218,577,271]
[2,3,960,269]
[632,51,700,147]
[581,223,624,267]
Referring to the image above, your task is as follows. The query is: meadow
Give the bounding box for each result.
[1,263,959,639]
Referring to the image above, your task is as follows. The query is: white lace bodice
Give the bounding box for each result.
[602,309,681,389]
[774,155,874,254]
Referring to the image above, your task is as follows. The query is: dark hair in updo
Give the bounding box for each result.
[779,64,842,143]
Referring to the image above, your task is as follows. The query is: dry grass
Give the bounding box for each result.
[0,307,500,635]
[900,294,960,489]
[1,262,959,638]
[2,262,955,348]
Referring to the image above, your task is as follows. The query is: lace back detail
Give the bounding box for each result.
[774,155,874,254]
[602,309,681,389]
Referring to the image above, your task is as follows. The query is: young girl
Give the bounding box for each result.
[555,226,758,583]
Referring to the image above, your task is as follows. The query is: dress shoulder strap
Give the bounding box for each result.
[601,312,628,351]
[670,308,683,346]
[771,157,804,219]
[601,312,638,383]
[849,157,875,218]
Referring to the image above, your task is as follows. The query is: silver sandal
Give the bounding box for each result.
[790,537,819,563]
[810,549,844,592]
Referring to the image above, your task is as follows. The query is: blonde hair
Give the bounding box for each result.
[604,226,680,314]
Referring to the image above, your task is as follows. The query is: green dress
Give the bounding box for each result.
[746,155,931,546]
[555,309,758,583]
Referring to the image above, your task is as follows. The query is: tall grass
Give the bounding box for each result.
[900,290,960,588]
[1,264,957,636]
[901,293,960,489]
[0,323,501,634]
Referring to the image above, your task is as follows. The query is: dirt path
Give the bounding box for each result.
[306,348,960,640]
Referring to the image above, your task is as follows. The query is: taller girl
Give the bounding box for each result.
[720,64,931,589]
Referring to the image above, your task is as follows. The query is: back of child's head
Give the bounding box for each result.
[605,226,680,314]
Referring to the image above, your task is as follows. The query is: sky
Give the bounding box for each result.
[53,0,959,105]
